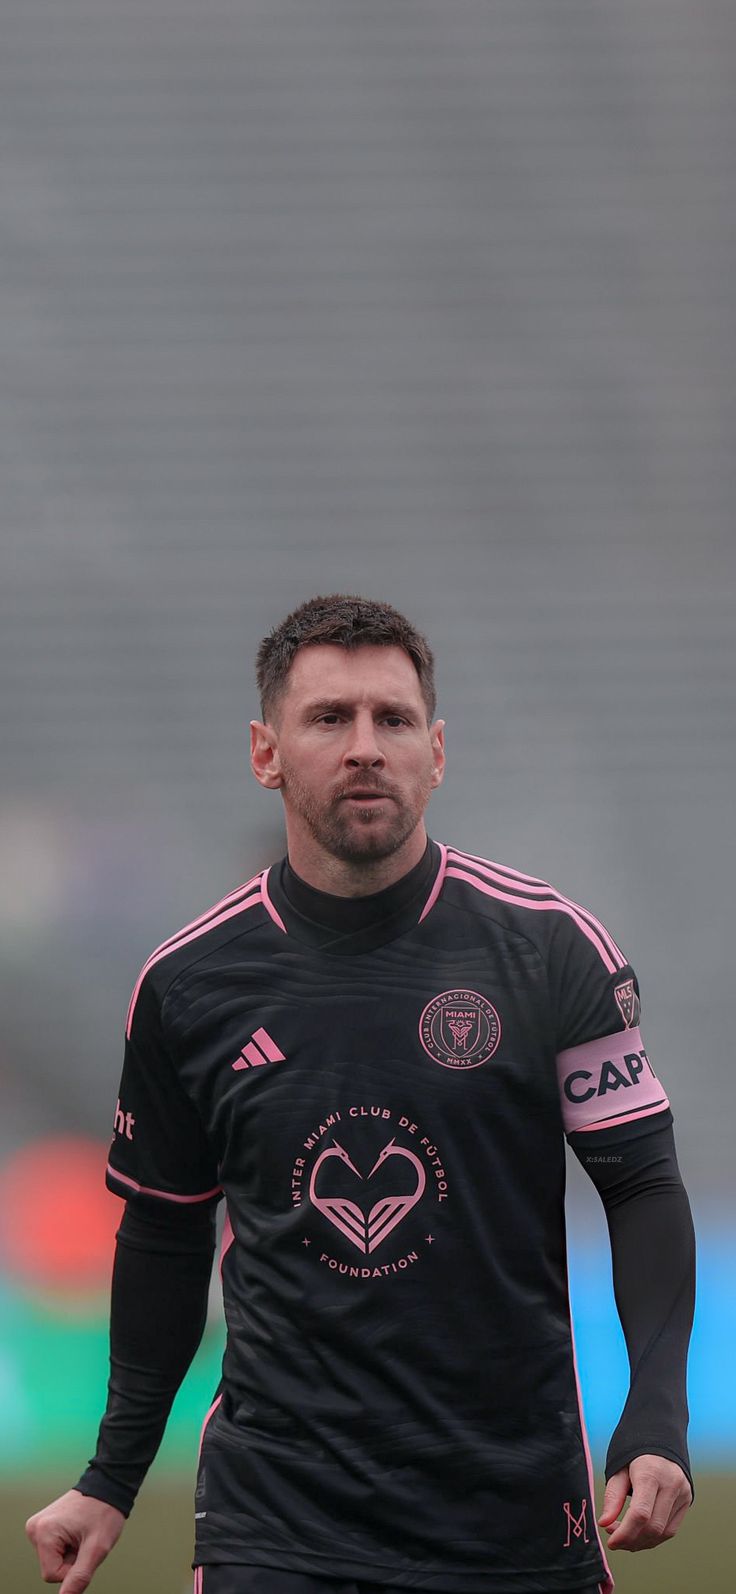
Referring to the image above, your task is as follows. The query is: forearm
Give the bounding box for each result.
[604,1178,695,1490]
[74,1200,217,1516]
[571,1114,696,1497]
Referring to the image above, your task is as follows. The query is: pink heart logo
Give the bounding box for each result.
[309,1138,426,1254]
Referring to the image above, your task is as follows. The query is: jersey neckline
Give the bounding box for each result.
[262,837,447,954]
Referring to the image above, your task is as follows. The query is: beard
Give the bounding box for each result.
[278,759,433,866]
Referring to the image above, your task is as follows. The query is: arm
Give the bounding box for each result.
[75,1196,217,1511]
[26,1197,216,1593]
[548,900,696,1551]
[569,1111,696,1551]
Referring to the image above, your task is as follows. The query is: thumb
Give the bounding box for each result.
[598,1467,631,1527]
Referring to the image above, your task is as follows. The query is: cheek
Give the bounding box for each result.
[284,744,338,792]
[400,751,435,796]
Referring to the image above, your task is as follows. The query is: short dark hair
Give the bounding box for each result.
[256,594,437,724]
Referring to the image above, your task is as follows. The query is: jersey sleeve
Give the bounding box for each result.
[106,967,222,1208]
[549,898,671,1138]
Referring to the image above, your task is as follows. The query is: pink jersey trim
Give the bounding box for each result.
[449,846,627,968]
[445,863,622,975]
[106,1163,222,1204]
[126,887,263,1037]
[130,871,261,988]
[219,1207,235,1281]
[192,1567,203,1594]
[418,842,448,922]
[260,866,287,932]
[571,1102,670,1134]
[566,1277,615,1594]
[197,1392,222,1462]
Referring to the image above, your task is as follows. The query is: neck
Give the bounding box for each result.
[283,821,429,897]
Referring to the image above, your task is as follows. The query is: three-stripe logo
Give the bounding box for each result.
[232,1027,285,1071]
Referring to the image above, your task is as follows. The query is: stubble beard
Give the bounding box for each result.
[278,761,432,866]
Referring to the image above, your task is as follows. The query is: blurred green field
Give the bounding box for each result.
[6,1472,732,1594]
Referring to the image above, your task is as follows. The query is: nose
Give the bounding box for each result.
[343,711,386,769]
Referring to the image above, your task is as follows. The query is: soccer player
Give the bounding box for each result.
[26,595,695,1594]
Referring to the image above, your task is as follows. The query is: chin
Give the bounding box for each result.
[330,822,413,865]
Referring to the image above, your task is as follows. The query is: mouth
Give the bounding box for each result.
[343,792,391,803]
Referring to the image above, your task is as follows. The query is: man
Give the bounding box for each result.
[27,594,695,1594]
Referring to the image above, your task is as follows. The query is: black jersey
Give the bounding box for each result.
[106,838,672,1593]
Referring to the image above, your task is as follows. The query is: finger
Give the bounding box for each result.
[660,1494,692,1541]
[59,1542,108,1594]
[605,1475,661,1550]
[24,1513,46,1548]
[607,1485,685,1551]
[27,1522,80,1583]
[610,1465,692,1552]
[598,1470,630,1527]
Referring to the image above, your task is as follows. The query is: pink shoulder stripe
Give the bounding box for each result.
[449,847,626,966]
[419,843,448,922]
[452,846,627,966]
[448,849,627,971]
[445,864,621,975]
[106,1163,222,1204]
[126,882,263,1037]
[143,872,263,964]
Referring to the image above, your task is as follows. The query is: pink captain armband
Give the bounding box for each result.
[556,1027,670,1135]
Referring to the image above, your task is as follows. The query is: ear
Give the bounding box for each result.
[429,718,446,788]
[250,719,283,790]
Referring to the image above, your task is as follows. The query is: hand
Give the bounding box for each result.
[598,1454,692,1551]
[25,1489,126,1593]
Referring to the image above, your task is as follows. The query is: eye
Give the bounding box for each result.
[384,715,408,727]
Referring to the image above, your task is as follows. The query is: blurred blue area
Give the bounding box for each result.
[569,1233,736,1464]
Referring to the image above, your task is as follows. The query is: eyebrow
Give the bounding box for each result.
[302,698,419,720]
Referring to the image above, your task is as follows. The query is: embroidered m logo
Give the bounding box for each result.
[563,1497,590,1547]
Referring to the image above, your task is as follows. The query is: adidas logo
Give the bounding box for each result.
[232,1026,285,1071]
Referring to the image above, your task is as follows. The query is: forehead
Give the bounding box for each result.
[284,644,423,707]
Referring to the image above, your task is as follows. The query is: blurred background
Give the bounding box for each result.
[1,2,734,1591]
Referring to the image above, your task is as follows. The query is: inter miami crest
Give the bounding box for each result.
[419,988,501,1070]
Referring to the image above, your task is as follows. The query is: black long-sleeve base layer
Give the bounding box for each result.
[74,1114,695,1519]
[568,1109,696,1501]
[74,1197,217,1517]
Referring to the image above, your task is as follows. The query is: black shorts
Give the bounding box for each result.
[193,1567,604,1594]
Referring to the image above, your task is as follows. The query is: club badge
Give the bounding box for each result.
[419,988,501,1069]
